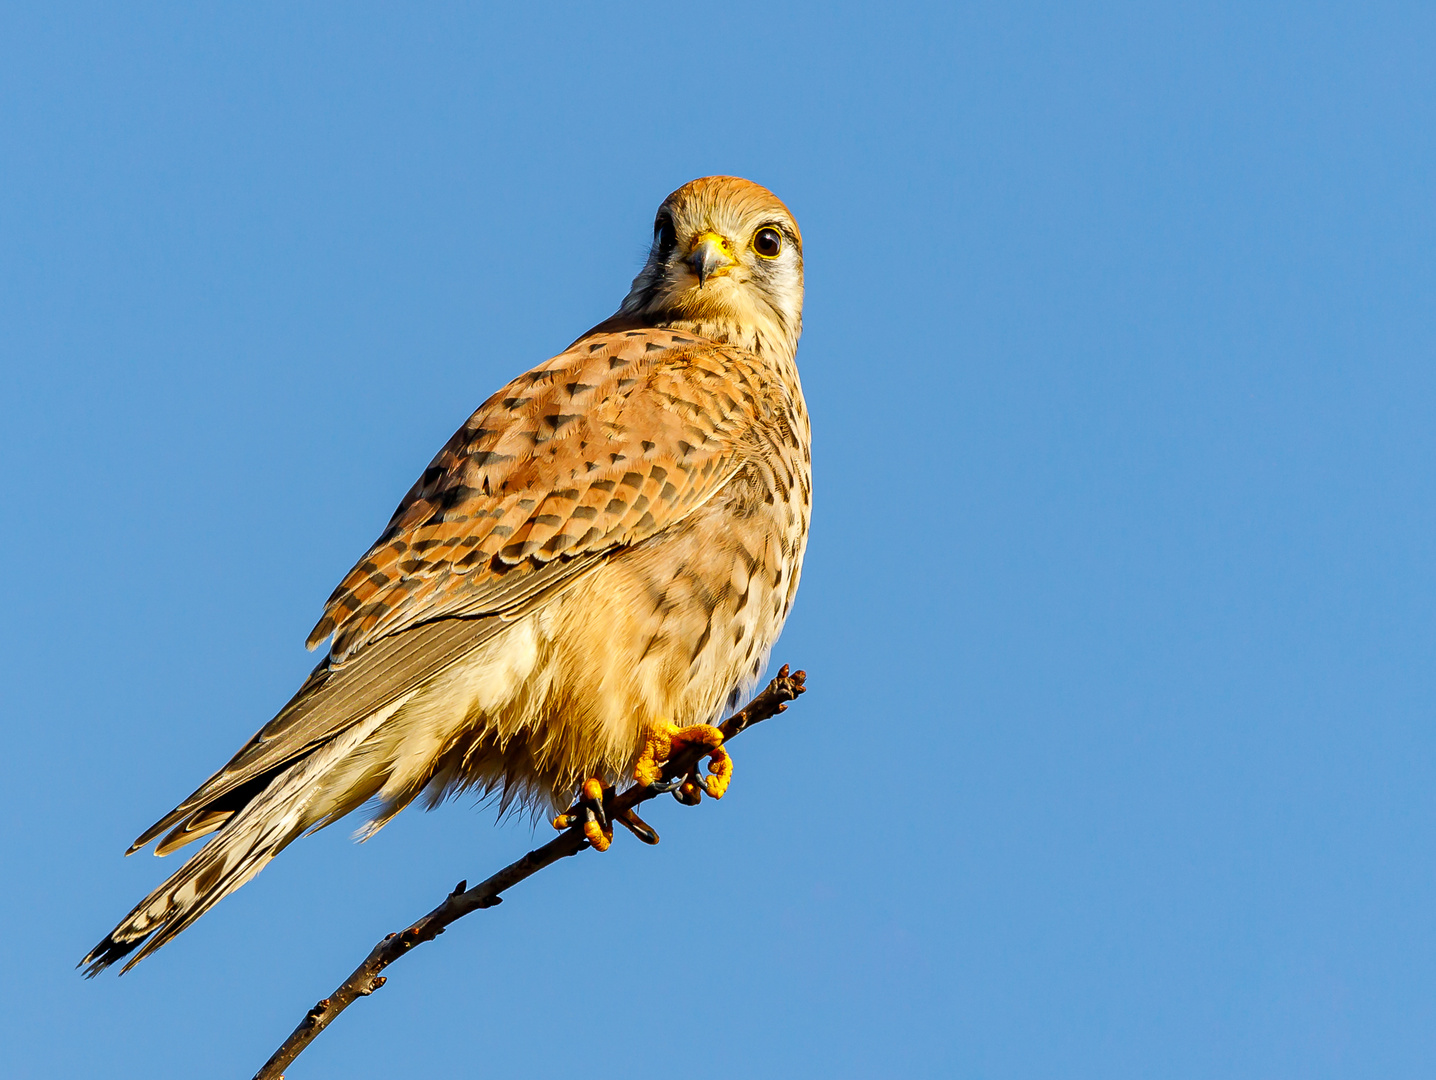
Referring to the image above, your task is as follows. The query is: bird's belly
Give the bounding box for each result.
[537,501,804,780]
[343,490,807,820]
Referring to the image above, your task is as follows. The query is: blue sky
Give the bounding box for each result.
[4,3,1435,1077]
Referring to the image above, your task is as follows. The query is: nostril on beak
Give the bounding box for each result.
[690,237,729,287]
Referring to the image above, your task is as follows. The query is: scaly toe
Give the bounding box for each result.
[633,722,680,789]
[697,743,732,799]
[553,777,614,851]
[582,816,611,851]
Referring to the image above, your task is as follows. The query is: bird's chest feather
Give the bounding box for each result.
[539,436,810,751]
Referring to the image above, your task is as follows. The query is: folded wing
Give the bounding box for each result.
[128,327,783,856]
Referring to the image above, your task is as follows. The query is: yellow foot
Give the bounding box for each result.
[552,777,663,849]
[552,778,613,851]
[633,721,733,801]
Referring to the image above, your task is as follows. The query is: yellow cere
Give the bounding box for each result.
[690,231,734,258]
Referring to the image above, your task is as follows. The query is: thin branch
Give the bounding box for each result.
[252,665,807,1080]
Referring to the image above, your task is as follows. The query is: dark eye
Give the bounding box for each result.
[753,227,783,258]
[654,215,677,259]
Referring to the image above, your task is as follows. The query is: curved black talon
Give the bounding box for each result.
[587,797,609,832]
[615,808,661,845]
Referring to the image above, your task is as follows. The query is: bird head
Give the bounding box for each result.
[618,176,804,359]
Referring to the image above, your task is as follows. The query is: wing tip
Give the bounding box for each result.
[126,812,182,856]
[306,617,334,652]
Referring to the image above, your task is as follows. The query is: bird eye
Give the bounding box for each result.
[654,215,678,259]
[753,227,783,258]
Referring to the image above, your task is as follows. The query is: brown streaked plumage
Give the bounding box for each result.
[83,176,810,975]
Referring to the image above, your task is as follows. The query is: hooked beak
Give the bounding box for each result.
[689,231,733,287]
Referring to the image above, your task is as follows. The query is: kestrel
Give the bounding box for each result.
[83,176,811,975]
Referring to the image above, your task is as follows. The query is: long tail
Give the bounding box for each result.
[81,715,385,976]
